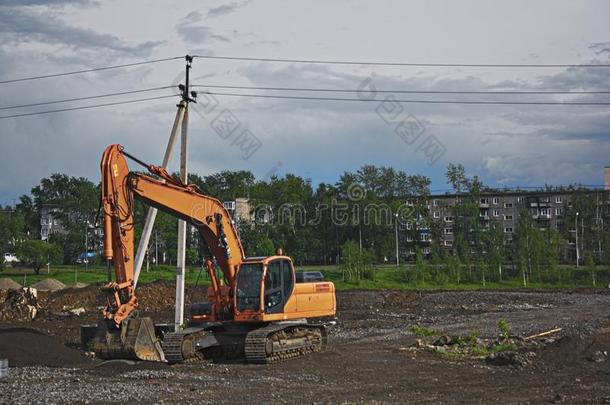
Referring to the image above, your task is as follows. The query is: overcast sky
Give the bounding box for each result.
[1,0,609,204]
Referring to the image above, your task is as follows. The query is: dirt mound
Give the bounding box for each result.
[31,278,66,292]
[537,329,610,370]
[42,283,104,314]
[137,280,208,312]
[0,278,22,290]
[73,282,88,289]
[0,327,93,367]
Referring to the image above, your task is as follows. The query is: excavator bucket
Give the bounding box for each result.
[93,317,166,362]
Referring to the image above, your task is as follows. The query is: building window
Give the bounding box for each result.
[555,196,562,203]
[492,197,499,205]
[555,208,563,216]
[444,227,453,235]
[406,222,412,230]
[433,211,440,218]
[444,240,453,247]
[423,247,430,254]
[432,199,438,206]
[406,236,413,242]
[444,216,454,222]
[504,214,513,220]
[504,227,513,233]
[504,203,513,208]
[480,198,489,205]
[540,208,551,217]
[420,233,430,242]
[493,210,500,217]
[406,200,414,207]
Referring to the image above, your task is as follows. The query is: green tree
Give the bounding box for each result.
[585,251,596,287]
[17,240,61,274]
[0,210,25,253]
[485,220,505,282]
[30,174,99,264]
[339,240,374,282]
[544,229,563,283]
[515,209,534,287]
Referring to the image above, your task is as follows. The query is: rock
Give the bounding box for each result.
[68,307,86,316]
[433,335,450,346]
[433,335,458,346]
[588,350,607,363]
[486,351,536,367]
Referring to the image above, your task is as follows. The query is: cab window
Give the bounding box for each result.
[264,259,294,313]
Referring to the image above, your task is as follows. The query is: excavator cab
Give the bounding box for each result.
[233,255,334,323]
[235,256,295,316]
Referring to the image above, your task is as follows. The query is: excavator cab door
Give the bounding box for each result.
[263,258,294,314]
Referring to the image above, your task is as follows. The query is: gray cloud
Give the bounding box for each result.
[0,0,94,6]
[590,41,610,55]
[176,11,231,44]
[0,8,161,56]
[206,1,250,19]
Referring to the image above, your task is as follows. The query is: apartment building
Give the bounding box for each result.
[399,189,610,262]
[40,204,64,240]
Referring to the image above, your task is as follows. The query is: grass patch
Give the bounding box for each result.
[1,263,606,290]
[409,325,440,338]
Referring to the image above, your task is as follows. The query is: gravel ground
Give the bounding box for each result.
[1,288,609,404]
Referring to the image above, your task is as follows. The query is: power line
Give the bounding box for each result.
[0,56,184,85]
[0,86,175,111]
[193,84,610,95]
[199,91,610,106]
[0,95,177,119]
[193,54,610,68]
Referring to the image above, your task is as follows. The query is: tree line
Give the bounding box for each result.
[2,164,609,286]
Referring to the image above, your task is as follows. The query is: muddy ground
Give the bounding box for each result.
[0,283,609,404]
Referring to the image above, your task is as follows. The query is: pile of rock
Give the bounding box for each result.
[0,288,39,321]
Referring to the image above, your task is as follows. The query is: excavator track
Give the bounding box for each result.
[244,323,327,364]
[161,330,208,364]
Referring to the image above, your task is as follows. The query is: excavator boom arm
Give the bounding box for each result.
[100,144,245,326]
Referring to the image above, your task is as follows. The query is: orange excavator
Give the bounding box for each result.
[93,144,336,363]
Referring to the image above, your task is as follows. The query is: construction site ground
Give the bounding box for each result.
[1,282,609,404]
